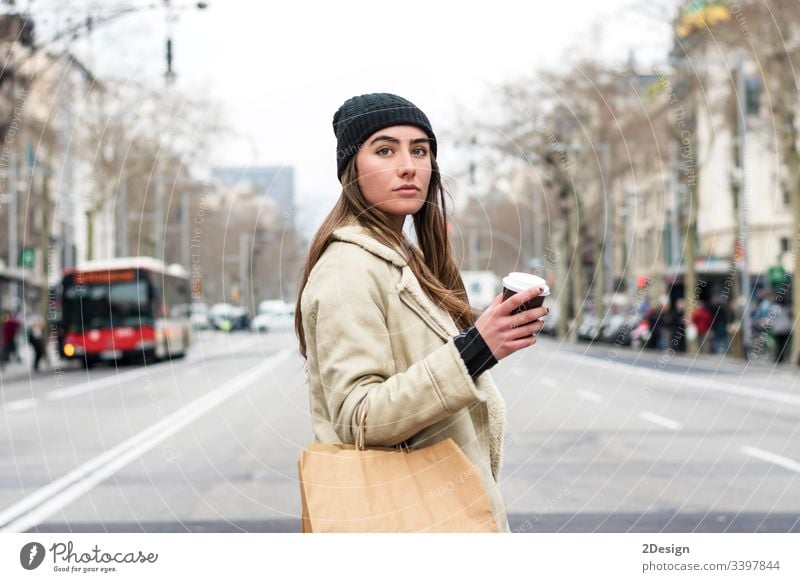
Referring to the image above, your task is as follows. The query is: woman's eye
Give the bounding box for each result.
[413,147,428,156]
[377,147,392,156]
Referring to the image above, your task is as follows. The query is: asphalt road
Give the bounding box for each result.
[1,331,798,533]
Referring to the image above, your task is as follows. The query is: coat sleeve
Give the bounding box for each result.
[304,244,488,447]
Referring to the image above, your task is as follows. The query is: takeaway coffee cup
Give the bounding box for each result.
[502,272,550,314]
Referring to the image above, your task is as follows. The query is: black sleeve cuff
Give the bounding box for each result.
[453,325,498,381]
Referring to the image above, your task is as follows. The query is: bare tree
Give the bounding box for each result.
[461,57,675,340]
[75,78,224,261]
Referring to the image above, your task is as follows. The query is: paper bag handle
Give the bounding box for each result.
[355,398,368,451]
[355,398,410,453]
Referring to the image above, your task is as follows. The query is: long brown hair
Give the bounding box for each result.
[294,155,475,359]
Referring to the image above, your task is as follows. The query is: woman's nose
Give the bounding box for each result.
[396,151,416,176]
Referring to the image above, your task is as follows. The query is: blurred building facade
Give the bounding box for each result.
[212,166,296,226]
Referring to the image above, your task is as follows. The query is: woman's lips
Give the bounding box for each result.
[394,187,419,196]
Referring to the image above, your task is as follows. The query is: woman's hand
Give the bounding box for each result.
[474,287,549,361]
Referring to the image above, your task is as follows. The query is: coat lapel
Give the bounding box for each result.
[396,267,460,339]
[332,223,461,339]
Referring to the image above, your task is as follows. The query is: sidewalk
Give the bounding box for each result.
[554,336,799,378]
[0,344,61,385]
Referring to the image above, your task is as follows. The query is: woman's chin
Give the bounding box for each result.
[383,201,425,217]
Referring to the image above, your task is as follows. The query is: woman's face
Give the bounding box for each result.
[354,125,432,230]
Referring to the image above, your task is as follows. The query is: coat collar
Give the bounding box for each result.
[331,221,460,339]
[331,222,408,268]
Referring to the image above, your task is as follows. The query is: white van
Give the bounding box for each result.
[460,271,501,311]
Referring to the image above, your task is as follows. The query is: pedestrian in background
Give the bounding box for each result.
[710,297,731,355]
[295,93,549,533]
[770,299,792,364]
[27,316,46,372]
[645,301,664,350]
[2,311,21,364]
[660,301,677,352]
[691,300,712,352]
[0,312,5,372]
[673,298,687,352]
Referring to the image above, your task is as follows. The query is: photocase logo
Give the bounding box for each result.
[20,542,46,570]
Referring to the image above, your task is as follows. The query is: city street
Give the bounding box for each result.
[1,331,797,533]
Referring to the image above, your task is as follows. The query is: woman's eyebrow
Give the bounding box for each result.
[368,135,399,145]
[367,135,431,146]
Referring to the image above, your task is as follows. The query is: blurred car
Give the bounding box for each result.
[577,313,602,341]
[540,302,559,336]
[251,301,295,333]
[461,271,501,311]
[190,302,210,331]
[257,299,286,314]
[599,312,638,345]
[209,303,248,331]
[630,319,651,348]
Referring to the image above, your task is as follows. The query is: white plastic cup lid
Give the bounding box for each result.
[502,272,550,295]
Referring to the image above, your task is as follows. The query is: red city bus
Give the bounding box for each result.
[59,257,192,367]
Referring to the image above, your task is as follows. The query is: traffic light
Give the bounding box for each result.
[166,37,174,80]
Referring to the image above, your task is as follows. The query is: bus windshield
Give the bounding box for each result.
[63,279,154,332]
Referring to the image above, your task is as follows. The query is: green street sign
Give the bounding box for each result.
[768,265,787,288]
[19,247,35,269]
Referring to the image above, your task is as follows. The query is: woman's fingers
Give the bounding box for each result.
[507,333,537,352]
[506,306,548,330]
[477,290,548,360]
[499,286,545,315]
[508,319,544,341]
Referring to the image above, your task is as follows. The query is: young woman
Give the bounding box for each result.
[294,93,548,533]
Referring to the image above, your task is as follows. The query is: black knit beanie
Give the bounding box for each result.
[332,93,437,179]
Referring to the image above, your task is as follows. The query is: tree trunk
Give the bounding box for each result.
[684,196,699,353]
[569,187,584,342]
[41,147,52,325]
[792,193,800,366]
[86,209,94,261]
[728,94,745,359]
[557,214,570,339]
[775,64,800,366]
[595,232,606,321]
[787,133,800,367]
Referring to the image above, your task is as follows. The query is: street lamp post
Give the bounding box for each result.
[735,57,753,357]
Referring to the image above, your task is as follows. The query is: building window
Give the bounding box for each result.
[745,76,761,116]
[780,237,790,255]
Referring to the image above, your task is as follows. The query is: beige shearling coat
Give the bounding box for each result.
[300,220,509,532]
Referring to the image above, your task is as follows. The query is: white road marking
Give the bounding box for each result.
[4,399,37,412]
[639,411,683,431]
[576,389,603,403]
[0,349,293,533]
[45,367,157,401]
[741,446,800,473]
[3,335,259,412]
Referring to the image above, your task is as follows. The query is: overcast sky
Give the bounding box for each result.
[48,0,675,235]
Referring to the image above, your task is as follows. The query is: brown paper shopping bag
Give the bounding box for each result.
[298,401,498,532]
